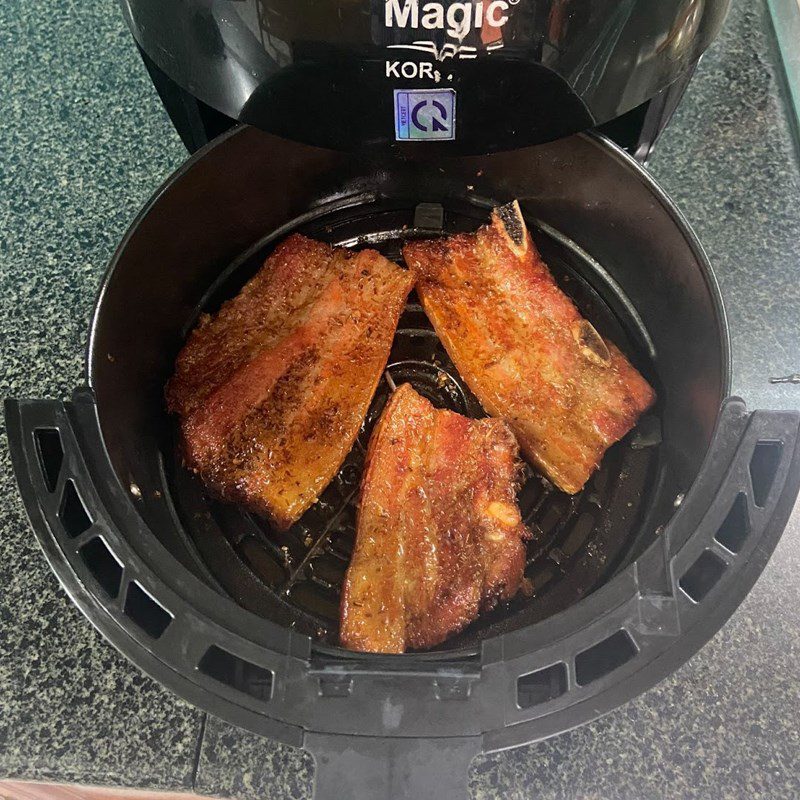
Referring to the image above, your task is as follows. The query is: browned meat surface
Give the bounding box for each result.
[403,202,656,494]
[166,234,413,530]
[340,383,530,653]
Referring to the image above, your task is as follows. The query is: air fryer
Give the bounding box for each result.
[7,1,800,798]
[7,127,800,799]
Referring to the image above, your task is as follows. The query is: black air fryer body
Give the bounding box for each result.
[7,2,800,799]
[124,0,728,158]
[7,128,800,799]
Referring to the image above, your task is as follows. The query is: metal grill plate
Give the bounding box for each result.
[166,200,668,648]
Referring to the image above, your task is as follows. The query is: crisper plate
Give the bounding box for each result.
[165,198,667,647]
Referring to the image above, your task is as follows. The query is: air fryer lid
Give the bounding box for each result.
[121,0,732,152]
[7,128,800,800]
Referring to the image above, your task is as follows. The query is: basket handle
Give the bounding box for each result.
[305,732,481,800]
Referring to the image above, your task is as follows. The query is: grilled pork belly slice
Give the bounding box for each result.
[166,234,413,530]
[403,202,655,494]
[340,383,530,654]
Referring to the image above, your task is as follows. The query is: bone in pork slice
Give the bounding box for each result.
[340,383,530,654]
[402,202,656,495]
[166,233,413,530]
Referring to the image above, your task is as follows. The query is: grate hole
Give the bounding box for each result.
[679,549,727,603]
[34,428,63,492]
[517,662,568,708]
[124,581,172,639]
[714,493,749,554]
[749,441,783,507]
[198,645,273,702]
[79,537,123,599]
[60,480,92,538]
[575,630,637,686]
[319,676,354,698]
[238,536,286,585]
[560,512,596,557]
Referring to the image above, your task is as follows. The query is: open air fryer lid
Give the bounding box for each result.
[121,0,731,152]
[6,126,800,799]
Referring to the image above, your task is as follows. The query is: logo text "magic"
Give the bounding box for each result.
[384,0,512,39]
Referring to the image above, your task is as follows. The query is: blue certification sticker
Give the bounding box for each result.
[394,89,456,141]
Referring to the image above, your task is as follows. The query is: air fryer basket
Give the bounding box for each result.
[157,200,673,649]
[7,127,800,800]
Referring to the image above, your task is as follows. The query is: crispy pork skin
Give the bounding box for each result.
[166,234,413,529]
[340,384,530,653]
[403,202,655,494]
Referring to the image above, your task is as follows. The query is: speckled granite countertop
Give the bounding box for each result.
[1,0,798,798]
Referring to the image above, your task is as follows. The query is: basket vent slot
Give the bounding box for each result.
[34,428,63,492]
[714,493,749,554]
[124,581,172,639]
[749,441,782,507]
[60,480,92,538]
[679,549,727,603]
[517,662,567,708]
[198,645,273,701]
[79,537,123,599]
[575,630,637,686]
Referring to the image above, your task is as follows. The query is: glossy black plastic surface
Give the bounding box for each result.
[121,0,730,152]
[7,395,800,799]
